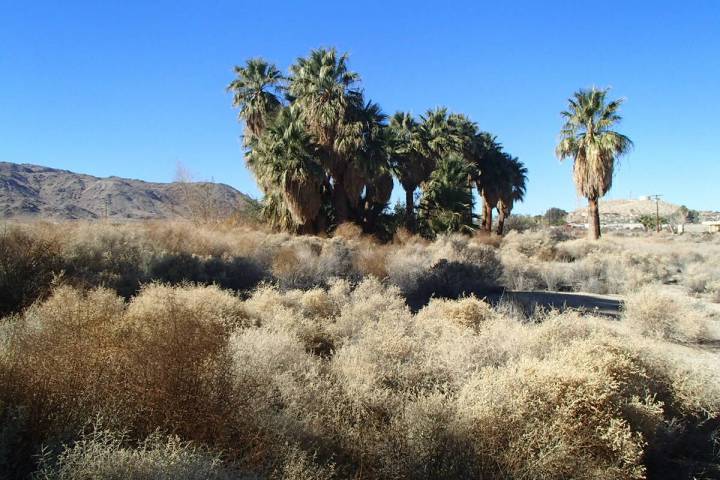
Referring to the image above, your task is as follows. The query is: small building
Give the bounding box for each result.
[702,221,720,233]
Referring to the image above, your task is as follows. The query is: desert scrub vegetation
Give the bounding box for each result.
[1,271,719,479]
[0,221,505,315]
[3,221,720,318]
[499,229,720,297]
[33,427,250,480]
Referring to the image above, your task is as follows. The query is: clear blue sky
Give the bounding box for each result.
[1,0,718,214]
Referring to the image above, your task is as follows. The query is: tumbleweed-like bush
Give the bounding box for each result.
[2,221,720,479]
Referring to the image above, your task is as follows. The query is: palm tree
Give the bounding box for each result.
[246,107,326,233]
[417,107,464,161]
[227,58,284,141]
[556,87,633,239]
[417,154,475,236]
[388,112,425,231]
[496,155,528,235]
[351,101,393,232]
[287,48,364,223]
[448,113,481,226]
[471,133,505,233]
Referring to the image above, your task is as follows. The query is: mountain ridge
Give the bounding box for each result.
[0,162,255,221]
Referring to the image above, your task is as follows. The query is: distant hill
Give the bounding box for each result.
[568,198,720,225]
[0,162,256,221]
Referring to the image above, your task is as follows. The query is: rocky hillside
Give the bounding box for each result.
[568,198,720,225]
[0,162,255,221]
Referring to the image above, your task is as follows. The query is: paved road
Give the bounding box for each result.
[485,290,624,317]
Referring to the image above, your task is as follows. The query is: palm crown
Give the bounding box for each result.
[556,87,632,200]
[227,58,284,140]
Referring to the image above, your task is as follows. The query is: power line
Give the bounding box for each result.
[649,194,662,233]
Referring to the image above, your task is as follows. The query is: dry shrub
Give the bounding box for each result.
[501,229,570,261]
[416,296,495,331]
[0,286,127,477]
[455,340,650,480]
[328,278,408,344]
[35,427,247,480]
[271,445,336,480]
[352,242,389,279]
[471,230,503,248]
[388,235,503,309]
[59,224,155,297]
[148,253,266,293]
[622,285,714,343]
[392,227,425,245]
[4,222,720,479]
[554,236,620,261]
[0,226,62,316]
[0,284,265,477]
[271,238,357,290]
[117,284,251,446]
[501,240,679,295]
[682,262,720,297]
[332,222,363,240]
[144,221,237,257]
[708,280,720,303]
[633,340,720,418]
[125,282,249,332]
[2,279,720,479]
[500,254,545,291]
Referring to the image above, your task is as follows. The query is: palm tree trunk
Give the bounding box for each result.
[483,201,493,233]
[332,179,351,224]
[496,209,506,235]
[405,188,415,232]
[314,211,328,234]
[465,175,474,227]
[588,197,601,239]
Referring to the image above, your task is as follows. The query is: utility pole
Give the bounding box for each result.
[650,194,662,233]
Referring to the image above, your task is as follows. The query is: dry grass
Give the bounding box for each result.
[500,229,720,297]
[2,220,720,479]
[622,284,716,343]
[2,278,719,478]
[33,427,249,480]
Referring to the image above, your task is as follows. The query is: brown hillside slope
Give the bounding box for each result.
[0,162,255,220]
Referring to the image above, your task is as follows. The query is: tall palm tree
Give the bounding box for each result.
[415,108,467,223]
[496,155,528,235]
[556,87,633,239]
[388,112,425,231]
[246,107,326,233]
[447,113,481,226]
[353,101,393,232]
[343,100,389,212]
[471,133,505,233]
[287,48,364,223]
[227,58,284,141]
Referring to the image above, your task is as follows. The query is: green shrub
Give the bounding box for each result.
[544,207,568,226]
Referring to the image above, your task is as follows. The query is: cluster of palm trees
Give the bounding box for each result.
[228,48,527,236]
